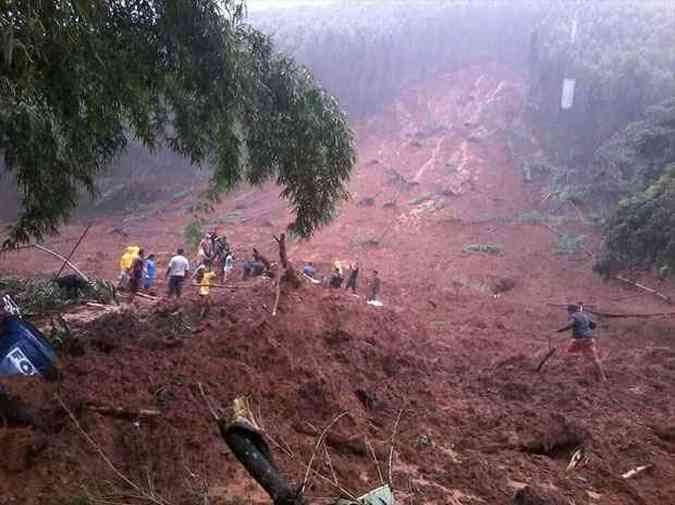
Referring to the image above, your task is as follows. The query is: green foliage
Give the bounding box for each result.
[0,275,116,316]
[69,497,90,505]
[591,99,675,205]
[530,3,675,164]
[183,220,204,253]
[596,165,675,275]
[517,211,549,224]
[0,0,355,246]
[463,243,503,256]
[554,233,586,256]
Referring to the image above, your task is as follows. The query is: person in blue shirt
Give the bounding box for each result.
[143,254,157,290]
[303,262,317,278]
[557,304,607,382]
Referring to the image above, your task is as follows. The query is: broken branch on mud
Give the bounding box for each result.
[82,403,161,420]
[32,244,90,282]
[536,347,557,372]
[615,275,672,305]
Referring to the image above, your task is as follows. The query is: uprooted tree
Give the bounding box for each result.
[0,0,355,247]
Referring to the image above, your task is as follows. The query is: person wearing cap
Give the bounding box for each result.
[557,304,607,382]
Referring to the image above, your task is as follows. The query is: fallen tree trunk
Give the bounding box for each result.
[615,275,672,305]
[218,402,303,505]
[589,310,675,319]
[133,292,158,301]
[83,403,160,420]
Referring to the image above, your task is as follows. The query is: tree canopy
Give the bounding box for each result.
[0,0,355,246]
[596,164,675,277]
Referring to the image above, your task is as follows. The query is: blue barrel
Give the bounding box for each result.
[0,317,58,381]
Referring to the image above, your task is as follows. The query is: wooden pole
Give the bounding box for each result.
[536,347,557,372]
[54,223,93,280]
[33,245,90,282]
[615,275,672,305]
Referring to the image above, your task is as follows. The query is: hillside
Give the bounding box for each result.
[1,63,675,505]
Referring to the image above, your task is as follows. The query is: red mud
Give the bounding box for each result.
[1,63,675,505]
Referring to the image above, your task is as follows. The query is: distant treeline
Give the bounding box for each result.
[252,2,537,117]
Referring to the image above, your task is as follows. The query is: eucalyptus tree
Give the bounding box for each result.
[0,0,355,245]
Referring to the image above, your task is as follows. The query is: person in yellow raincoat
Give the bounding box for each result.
[118,246,139,289]
[196,261,217,318]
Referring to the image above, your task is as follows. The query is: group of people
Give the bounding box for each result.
[116,232,234,305]
[118,246,157,296]
[303,262,382,302]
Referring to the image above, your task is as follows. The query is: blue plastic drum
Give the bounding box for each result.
[0,317,58,381]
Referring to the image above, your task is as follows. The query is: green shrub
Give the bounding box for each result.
[463,243,503,256]
[183,219,204,253]
[554,233,586,255]
[596,165,675,275]
[0,275,116,316]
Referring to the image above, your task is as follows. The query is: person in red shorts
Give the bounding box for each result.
[557,304,607,382]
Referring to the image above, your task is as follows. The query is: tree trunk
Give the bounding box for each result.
[219,419,304,505]
[274,234,301,289]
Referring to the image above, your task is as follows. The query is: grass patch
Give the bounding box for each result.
[351,232,380,248]
[554,233,586,255]
[463,243,503,256]
[409,193,434,206]
[517,210,550,224]
[217,210,244,223]
[69,497,91,505]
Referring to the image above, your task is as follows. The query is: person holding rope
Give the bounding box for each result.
[557,304,607,382]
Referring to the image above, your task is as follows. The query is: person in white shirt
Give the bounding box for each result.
[166,248,190,298]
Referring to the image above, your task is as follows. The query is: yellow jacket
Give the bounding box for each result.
[199,272,217,296]
[120,246,140,270]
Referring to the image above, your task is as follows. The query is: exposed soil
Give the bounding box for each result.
[1,63,675,505]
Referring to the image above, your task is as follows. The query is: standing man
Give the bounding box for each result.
[557,304,607,382]
[166,248,190,299]
[345,263,360,294]
[367,270,381,302]
[128,249,145,299]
